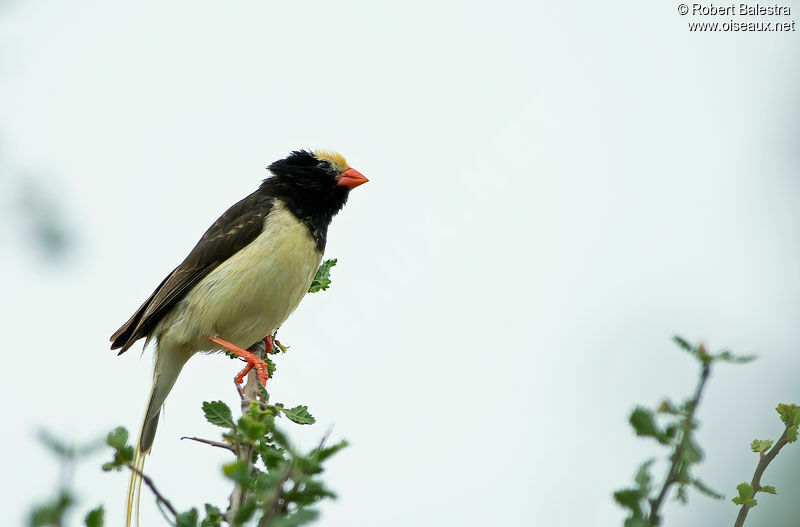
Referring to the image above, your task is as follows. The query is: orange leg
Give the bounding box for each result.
[206,335,269,385]
[262,335,274,354]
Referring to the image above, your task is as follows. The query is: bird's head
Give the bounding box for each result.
[265,150,367,219]
[268,149,367,191]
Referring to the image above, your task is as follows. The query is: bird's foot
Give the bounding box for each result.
[206,335,269,385]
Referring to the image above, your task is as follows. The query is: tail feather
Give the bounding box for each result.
[126,345,191,527]
[126,447,147,527]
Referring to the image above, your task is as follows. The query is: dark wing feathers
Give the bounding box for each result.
[110,190,273,354]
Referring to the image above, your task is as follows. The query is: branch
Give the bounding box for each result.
[181,436,236,453]
[126,463,178,518]
[228,339,267,520]
[733,428,791,527]
[648,362,711,524]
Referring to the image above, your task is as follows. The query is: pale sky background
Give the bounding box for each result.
[1,1,799,526]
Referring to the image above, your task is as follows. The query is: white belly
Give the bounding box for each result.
[158,200,322,352]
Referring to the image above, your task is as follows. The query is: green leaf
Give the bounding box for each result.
[715,350,756,363]
[38,429,74,458]
[657,399,681,415]
[751,439,773,453]
[260,445,286,470]
[254,470,284,492]
[121,445,134,462]
[314,440,349,464]
[664,423,679,441]
[238,415,267,440]
[287,479,336,505]
[203,401,233,428]
[266,356,277,378]
[732,482,757,508]
[28,492,74,527]
[613,488,645,514]
[308,258,337,293]
[681,437,704,465]
[37,430,104,459]
[761,485,776,494]
[672,335,693,352]
[672,336,713,363]
[102,440,134,471]
[176,508,198,527]
[200,504,222,527]
[258,382,270,403]
[778,404,800,443]
[629,407,665,442]
[84,506,104,527]
[692,478,724,499]
[270,426,291,449]
[105,427,129,450]
[787,426,798,443]
[696,343,712,364]
[775,404,798,426]
[245,399,273,421]
[279,405,316,425]
[633,459,654,492]
[222,461,250,484]
[233,500,256,525]
[791,406,800,426]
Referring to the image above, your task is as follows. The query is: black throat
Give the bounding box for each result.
[257,177,348,253]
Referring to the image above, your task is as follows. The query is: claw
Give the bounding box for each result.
[206,335,269,385]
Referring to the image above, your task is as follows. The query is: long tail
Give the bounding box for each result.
[126,345,191,527]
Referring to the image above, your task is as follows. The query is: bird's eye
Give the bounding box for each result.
[317,160,332,171]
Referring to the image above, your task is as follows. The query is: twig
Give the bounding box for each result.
[314,425,334,454]
[733,428,791,527]
[126,463,178,518]
[648,362,711,524]
[181,436,236,453]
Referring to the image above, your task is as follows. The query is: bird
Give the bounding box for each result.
[109,149,367,526]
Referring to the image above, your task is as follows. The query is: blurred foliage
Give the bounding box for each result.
[614,337,799,527]
[614,337,754,526]
[101,395,346,526]
[15,177,74,262]
[26,431,103,527]
[2,0,75,265]
[27,259,345,526]
[732,404,800,527]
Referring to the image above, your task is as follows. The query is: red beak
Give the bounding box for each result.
[337,167,369,189]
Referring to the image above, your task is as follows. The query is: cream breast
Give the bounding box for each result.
[159,200,322,352]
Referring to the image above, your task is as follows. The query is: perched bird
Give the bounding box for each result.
[110,149,367,526]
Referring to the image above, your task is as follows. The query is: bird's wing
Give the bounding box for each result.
[110,190,274,353]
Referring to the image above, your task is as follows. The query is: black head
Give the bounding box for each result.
[262,149,367,248]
